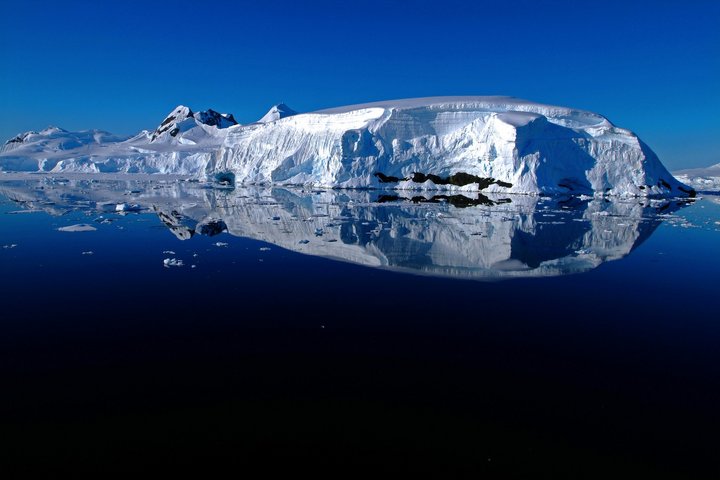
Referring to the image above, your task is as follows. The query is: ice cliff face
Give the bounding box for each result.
[0,96,693,197]
[213,97,691,197]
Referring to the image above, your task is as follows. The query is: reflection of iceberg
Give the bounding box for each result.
[0,175,692,280]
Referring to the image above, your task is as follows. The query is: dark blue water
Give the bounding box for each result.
[1,177,718,476]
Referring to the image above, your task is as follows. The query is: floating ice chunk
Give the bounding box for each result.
[163,258,184,267]
[58,224,96,232]
[3,244,18,249]
[81,251,94,255]
[213,242,228,247]
[115,203,142,212]
[163,250,176,254]
[259,247,271,251]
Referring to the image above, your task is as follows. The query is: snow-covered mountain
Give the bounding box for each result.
[674,163,720,193]
[0,97,694,197]
[150,105,237,142]
[0,105,239,175]
[0,177,688,279]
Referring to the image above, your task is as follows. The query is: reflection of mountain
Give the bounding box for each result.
[0,175,691,280]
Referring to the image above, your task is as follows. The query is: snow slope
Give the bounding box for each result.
[0,97,693,197]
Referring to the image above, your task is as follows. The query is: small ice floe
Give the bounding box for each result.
[58,224,97,232]
[191,265,197,269]
[3,244,18,249]
[163,250,176,255]
[298,239,310,244]
[213,242,229,247]
[163,258,184,267]
[259,247,271,251]
[81,251,94,255]
[115,203,143,212]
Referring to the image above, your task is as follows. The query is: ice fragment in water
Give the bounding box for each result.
[163,258,184,267]
[58,224,96,232]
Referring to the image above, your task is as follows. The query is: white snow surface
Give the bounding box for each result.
[0,97,692,197]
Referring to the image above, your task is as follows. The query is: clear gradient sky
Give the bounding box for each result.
[1,0,718,169]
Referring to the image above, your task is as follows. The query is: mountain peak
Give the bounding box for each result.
[151,105,238,142]
[258,103,297,123]
[40,126,66,135]
[193,109,238,129]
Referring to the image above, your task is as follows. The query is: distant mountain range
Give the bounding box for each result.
[673,163,720,193]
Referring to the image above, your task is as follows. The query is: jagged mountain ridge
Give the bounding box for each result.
[150,106,238,142]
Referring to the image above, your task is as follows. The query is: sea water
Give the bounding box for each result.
[1,176,718,475]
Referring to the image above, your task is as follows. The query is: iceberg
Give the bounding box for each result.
[1,97,694,197]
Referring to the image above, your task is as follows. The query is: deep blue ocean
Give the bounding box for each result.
[1,177,718,476]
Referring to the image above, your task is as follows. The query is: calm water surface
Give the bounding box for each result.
[1,176,718,476]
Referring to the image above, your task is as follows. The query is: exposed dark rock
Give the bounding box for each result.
[374,171,512,190]
[197,219,228,236]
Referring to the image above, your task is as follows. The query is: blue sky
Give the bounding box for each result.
[1,0,718,169]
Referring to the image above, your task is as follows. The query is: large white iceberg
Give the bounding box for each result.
[0,97,693,197]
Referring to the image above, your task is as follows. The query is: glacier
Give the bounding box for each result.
[0,96,694,197]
